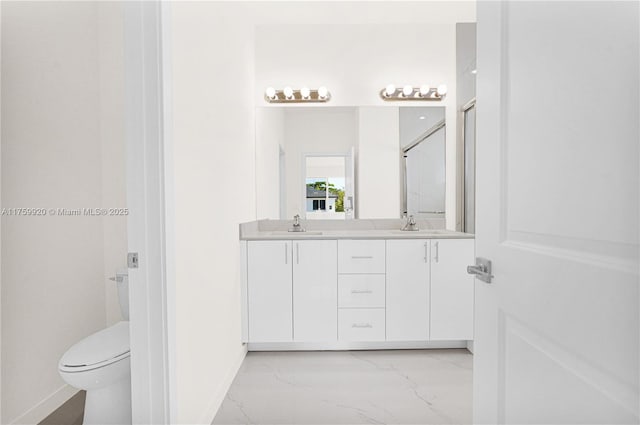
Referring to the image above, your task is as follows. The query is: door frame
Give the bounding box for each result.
[123,2,174,424]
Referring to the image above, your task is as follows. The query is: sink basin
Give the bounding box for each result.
[268,231,324,236]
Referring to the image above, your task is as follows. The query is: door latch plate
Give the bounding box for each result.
[128,252,139,269]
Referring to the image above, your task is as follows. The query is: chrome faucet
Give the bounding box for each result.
[402,215,419,231]
[289,214,306,232]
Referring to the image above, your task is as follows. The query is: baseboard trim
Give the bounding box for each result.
[198,344,248,424]
[10,384,78,425]
[247,340,469,351]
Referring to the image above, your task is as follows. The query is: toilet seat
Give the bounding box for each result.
[59,321,130,373]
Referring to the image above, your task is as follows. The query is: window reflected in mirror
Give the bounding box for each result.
[305,156,349,220]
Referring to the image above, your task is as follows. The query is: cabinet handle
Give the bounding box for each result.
[424,242,428,263]
[296,243,299,264]
[284,243,288,264]
[434,241,439,263]
[351,256,373,259]
[351,323,373,328]
[351,289,373,294]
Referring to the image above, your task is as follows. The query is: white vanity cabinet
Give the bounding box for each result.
[244,236,474,348]
[387,239,475,341]
[430,239,475,340]
[292,240,338,341]
[386,239,430,341]
[247,240,338,343]
[247,240,293,342]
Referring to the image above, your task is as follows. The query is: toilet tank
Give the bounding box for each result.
[116,270,130,320]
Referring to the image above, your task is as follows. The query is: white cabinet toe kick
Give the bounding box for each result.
[241,238,474,351]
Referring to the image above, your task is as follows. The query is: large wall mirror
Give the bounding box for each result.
[255,106,448,223]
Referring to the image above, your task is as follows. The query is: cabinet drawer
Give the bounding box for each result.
[338,275,385,308]
[338,309,385,341]
[338,240,385,274]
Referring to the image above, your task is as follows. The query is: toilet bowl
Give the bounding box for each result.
[59,272,131,424]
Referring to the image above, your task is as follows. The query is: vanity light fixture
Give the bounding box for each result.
[264,86,331,103]
[380,84,447,101]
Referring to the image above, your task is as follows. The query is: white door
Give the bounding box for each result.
[248,241,293,342]
[293,240,338,341]
[386,239,430,341]
[429,239,474,340]
[475,2,639,424]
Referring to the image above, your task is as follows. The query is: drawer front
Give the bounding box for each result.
[338,274,385,308]
[338,309,385,341]
[338,240,386,274]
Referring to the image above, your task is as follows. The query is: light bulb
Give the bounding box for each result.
[419,85,430,96]
[437,84,448,96]
[471,69,477,74]
[385,84,396,97]
[318,86,328,99]
[402,85,413,97]
[283,86,294,99]
[265,87,276,99]
[300,87,311,99]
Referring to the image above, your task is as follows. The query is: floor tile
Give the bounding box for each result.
[213,349,472,425]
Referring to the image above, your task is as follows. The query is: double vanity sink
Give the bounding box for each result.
[239,218,475,351]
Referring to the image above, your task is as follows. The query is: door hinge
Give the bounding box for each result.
[128,252,139,269]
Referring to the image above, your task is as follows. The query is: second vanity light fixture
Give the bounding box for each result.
[264,86,331,103]
[380,84,447,101]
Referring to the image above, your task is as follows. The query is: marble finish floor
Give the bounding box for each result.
[213,349,472,425]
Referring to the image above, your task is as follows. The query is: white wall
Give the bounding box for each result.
[358,107,401,218]
[169,3,255,423]
[1,2,126,423]
[283,108,357,218]
[255,23,461,228]
[98,2,128,327]
[255,108,284,220]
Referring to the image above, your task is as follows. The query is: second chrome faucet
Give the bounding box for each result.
[289,214,306,232]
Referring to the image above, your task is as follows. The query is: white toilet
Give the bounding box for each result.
[59,271,131,425]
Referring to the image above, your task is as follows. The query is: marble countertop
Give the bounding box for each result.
[240,219,474,241]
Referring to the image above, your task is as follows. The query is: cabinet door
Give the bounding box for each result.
[386,239,430,341]
[293,240,338,341]
[430,239,475,340]
[248,241,292,342]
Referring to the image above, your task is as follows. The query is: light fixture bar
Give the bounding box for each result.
[264,87,331,103]
[380,84,447,101]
